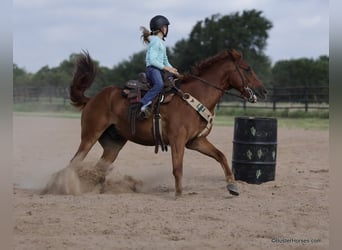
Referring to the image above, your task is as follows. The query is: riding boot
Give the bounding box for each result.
[138,101,152,119]
[140,100,152,112]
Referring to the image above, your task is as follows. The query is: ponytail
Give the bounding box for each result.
[140,26,151,44]
[140,26,159,44]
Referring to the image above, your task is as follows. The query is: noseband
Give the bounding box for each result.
[189,62,256,103]
[234,64,257,103]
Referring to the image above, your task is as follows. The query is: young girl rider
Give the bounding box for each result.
[140,15,179,114]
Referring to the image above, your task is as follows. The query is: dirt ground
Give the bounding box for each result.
[13,115,329,250]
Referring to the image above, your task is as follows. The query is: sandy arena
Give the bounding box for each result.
[13,115,329,250]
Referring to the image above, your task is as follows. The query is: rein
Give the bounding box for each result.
[187,63,256,103]
[188,74,242,99]
[170,62,257,137]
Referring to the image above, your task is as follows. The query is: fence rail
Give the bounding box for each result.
[13,85,329,112]
[221,85,328,112]
[13,86,69,104]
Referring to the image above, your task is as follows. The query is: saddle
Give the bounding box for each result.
[122,72,178,153]
[121,72,176,104]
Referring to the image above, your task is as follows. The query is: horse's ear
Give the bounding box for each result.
[228,49,242,62]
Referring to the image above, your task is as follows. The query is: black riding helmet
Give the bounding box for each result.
[150,15,170,39]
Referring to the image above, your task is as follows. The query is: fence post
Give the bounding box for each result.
[304,83,308,112]
[272,86,276,111]
[49,87,52,103]
[63,87,67,106]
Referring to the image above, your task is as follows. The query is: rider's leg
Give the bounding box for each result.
[140,66,164,111]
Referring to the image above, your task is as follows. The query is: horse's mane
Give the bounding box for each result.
[180,49,241,82]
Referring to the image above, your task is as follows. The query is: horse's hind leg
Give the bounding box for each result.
[71,109,113,164]
[75,125,127,188]
[186,137,239,196]
[95,127,127,180]
[71,135,99,163]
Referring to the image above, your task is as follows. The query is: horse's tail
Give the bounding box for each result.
[70,51,97,110]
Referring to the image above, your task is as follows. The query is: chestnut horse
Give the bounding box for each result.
[69,49,267,196]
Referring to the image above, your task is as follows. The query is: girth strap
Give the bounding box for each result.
[181,93,214,137]
[152,94,168,153]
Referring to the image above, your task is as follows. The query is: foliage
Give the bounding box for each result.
[13,9,328,101]
[14,53,83,88]
[272,56,329,87]
[172,10,273,82]
[84,51,147,95]
[13,64,33,86]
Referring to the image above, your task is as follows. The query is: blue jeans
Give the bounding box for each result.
[140,66,164,106]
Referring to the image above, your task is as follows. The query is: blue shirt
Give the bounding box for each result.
[146,36,172,70]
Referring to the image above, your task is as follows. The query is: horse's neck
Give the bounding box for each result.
[182,69,227,111]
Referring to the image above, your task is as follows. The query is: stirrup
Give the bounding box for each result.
[141,101,152,112]
[138,109,151,120]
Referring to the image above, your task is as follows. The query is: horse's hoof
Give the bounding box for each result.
[227,183,239,196]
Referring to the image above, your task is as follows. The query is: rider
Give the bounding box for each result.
[139,15,179,114]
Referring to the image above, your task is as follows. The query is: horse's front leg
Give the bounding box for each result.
[186,136,239,196]
[170,137,186,196]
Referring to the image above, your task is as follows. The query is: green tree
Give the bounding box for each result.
[111,51,146,86]
[13,64,33,87]
[18,10,330,98]
[271,56,329,103]
[171,10,273,85]
[31,66,55,87]
[27,53,89,88]
[272,56,329,87]
[94,51,146,91]
[100,10,273,91]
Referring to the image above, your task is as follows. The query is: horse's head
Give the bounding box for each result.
[226,49,267,103]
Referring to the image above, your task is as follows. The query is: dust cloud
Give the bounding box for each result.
[40,161,148,195]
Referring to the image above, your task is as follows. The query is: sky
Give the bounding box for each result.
[13,0,329,73]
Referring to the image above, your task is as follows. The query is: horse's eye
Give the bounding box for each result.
[244,66,252,76]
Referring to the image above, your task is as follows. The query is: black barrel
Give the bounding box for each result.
[232,117,277,184]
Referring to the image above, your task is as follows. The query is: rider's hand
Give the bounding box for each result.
[164,66,180,77]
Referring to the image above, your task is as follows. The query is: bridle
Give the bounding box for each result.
[188,62,257,103]
[170,60,257,137]
[234,63,257,103]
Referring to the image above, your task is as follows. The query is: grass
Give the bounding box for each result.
[213,105,329,130]
[14,111,81,119]
[13,99,75,113]
[13,99,81,119]
[13,100,329,130]
[215,106,329,119]
[213,115,329,130]
[13,111,329,130]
